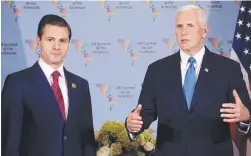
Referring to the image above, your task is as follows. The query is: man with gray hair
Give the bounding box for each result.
[125,5,251,156]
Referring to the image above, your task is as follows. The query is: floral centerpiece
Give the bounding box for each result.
[95,120,156,156]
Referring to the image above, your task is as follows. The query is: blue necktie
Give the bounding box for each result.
[183,57,196,109]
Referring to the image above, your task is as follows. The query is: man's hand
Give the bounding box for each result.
[220,90,250,122]
[126,104,143,132]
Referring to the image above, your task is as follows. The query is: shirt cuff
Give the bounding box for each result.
[238,122,251,134]
[127,125,139,140]
[129,132,137,140]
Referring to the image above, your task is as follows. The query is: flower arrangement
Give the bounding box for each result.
[95,120,156,156]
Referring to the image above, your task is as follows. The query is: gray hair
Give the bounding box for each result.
[177,5,208,26]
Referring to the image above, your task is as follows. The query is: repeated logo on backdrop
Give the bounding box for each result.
[23,1,41,10]
[204,1,223,12]
[1,42,19,57]
[5,0,21,22]
[69,1,86,10]
[25,39,40,55]
[160,1,177,9]
[71,39,111,67]
[118,39,158,66]
[96,84,116,111]
[116,1,132,10]
[145,0,159,21]
[162,38,179,54]
[117,39,139,66]
[51,0,68,17]
[71,39,91,67]
[99,0,115,21]
[234,0,241,6]
[208,37,226,56]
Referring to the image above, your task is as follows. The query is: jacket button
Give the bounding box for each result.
[64,136,67,140]
[184,144,188,148]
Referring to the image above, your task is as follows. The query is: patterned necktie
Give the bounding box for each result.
[183,57,196,109]
[51,71,66,120]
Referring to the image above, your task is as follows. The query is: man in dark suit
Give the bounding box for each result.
[2,14,96,156]
[125,5,251,156]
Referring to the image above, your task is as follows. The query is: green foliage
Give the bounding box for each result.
[95,120,156,156]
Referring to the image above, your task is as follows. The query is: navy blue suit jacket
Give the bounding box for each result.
[134,47,251,156]
[2,62,96,156]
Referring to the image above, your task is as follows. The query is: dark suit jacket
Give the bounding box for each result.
[129,47,251,156]
[2,62,96,156]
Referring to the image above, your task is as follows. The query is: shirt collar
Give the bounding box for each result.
[180,46,205,66]
[38,58,65,79]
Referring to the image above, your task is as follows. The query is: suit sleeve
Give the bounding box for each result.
[82,81,96,156]
[2,74,23,156]
[126,64,157,139]
[229,62,251,134]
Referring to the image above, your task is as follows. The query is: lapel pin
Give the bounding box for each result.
[72,83,76,88]
[205,68,209,72]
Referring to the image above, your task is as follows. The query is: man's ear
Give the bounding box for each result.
[36,36,40,47]
[202,24,209,39]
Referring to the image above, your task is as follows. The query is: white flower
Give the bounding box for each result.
[144,142,155,152]
[97,146,110,156]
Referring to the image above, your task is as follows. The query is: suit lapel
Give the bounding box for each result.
[31,62,64,122]
[170,52,188,111]
[189,48,215,111]
[64,68,75,121]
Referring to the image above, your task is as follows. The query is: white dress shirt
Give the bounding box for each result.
[38,58,69,118]
[180,46,205,86]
